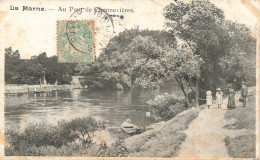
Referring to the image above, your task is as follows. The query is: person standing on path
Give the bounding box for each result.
[206,90,213,109]
[216,88,223,108]
[227,86,236,110]
[241,82,248,107]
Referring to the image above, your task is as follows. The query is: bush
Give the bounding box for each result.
[97,138,129,157]
[5,142,98,156]
[5,117,105,156]
[59,117,106,146]
[147,93,187,121]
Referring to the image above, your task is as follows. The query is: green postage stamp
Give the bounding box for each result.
[57,20,95,63]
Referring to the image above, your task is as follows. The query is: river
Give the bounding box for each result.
[5,87,183,140]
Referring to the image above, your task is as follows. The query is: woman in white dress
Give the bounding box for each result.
[216,88,223,108]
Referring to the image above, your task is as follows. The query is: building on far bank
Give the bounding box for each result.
[71,76,86,89]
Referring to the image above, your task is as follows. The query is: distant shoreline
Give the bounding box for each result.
[4,84,72,94]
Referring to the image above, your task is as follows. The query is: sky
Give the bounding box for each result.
[0,0,258,59]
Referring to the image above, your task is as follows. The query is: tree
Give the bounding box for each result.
[79,29,176,89]
[5,47,23,84]
[127,35,165,89]
[161,44,203,106]
[4,49,77,85]
[164,0,256,104]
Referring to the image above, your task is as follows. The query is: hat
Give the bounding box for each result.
[216,88,221,91]
[206,90,212,95]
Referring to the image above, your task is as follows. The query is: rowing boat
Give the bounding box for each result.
[121,121,141,134]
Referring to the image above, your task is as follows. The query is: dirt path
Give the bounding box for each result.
[178,92,242,158]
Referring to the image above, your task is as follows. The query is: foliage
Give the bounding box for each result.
[97,138,129,157]
[161,45,203,104]
[164,0,256,96]
[4,47,77,85]
[5,142,98,156]
[5,117,105,156]
[59,117,106,146]
[78,29,202,94]
[5,47,23,84]
[147,93,187,120]
[77,29,177,90]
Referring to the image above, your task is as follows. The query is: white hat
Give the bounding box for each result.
[206,91,212,95]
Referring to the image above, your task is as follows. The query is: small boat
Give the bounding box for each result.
[121,121,141,134]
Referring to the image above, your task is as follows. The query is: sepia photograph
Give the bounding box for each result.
[0,0,259,159]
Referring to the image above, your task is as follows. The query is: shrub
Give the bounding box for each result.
[147,93,187,121]
[5,117,105,156]
[110,138,129,157]
[59,117,106,146]
[96,138,129,157]
[5,142,97,156]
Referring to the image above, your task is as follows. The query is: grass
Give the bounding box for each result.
[224,87,256,158]
[224,89,255,130]
[224,135,256,158]
[125,106,203,157]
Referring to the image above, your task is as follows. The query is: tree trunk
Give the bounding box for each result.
[175,77,191,107]
[195,79,199,107]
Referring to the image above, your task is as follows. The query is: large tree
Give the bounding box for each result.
[161,44,203,106]
[78,29,177,89]
[164,0,256,103]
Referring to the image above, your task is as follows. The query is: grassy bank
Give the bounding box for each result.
[224,135,255,158]
[125,106,203,157]
[224,87,256,158]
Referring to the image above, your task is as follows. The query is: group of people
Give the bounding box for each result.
[206,82,248,109]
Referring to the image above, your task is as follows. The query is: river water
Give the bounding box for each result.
[5,88,182,139]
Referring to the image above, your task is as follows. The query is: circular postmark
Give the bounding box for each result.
[68,7,124,52]
[66,20,94,54]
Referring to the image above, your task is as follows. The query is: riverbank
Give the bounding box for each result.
[5,84,79,95]
[124,105,204,157]
[124,87,256,158]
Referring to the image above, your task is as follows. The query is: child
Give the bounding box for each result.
[125,115,132,123]
[216,88,223,108]
[206,90,213,109]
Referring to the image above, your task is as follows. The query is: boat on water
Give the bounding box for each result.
[121,121,142,135]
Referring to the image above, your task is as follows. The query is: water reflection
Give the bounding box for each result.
[71,89,82,101]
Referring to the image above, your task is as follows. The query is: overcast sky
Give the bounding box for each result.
[0,0,258,59]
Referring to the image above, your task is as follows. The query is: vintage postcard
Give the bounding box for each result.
[0,0,259,159]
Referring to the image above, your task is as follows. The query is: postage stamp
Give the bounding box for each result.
[57,20,95,63]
